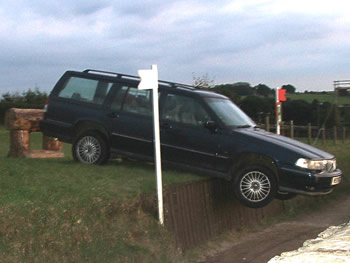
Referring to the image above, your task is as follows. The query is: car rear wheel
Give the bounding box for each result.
[73,131,109,164]
[233,165,277,208]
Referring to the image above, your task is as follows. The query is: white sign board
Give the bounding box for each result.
[137,65,164,225]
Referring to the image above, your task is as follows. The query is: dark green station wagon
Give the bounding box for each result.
[40,69,342,208]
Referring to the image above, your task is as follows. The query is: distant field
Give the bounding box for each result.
[287,93,350,104]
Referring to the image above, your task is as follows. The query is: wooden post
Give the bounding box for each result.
[5,108,64,158]
[334,126,337,145]
[343,127,346,144]
[308,123,312,144]
[43,136,62,151]
[290,120,294,139]
[8,130,30,157]
[322,125,326,144]
[265,116,270,132]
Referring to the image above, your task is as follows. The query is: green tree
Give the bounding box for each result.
[0,88,47,124]
[282,100,313,125]
[214,82,254,97]
[239,96,274,123]
[281,84,296,94]
[192,73,214,89]
[254,84,272,97]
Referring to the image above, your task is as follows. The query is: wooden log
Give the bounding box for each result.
[5,108,64,159]
[265,116,270,132]
[43,136,62,151]
[5,108,44,131]
[290,120,294,139]
[281,121,285,136]
[24,150,64,159]
[8,130,30,157]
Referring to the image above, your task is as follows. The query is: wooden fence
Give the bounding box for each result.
[163,179,300,249]
[262,118,349,144]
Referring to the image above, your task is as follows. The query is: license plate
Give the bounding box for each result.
[331,176,341,185]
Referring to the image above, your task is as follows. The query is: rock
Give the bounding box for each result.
[269,221,350,263]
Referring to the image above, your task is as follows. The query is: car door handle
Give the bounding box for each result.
[106,112,118,118]
[160,122,172,129]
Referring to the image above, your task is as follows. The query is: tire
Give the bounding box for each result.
[72,131,109,165]
[233,165,277,208]
[275,191,297,200]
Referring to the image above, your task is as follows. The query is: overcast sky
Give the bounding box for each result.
[1,0,350,94]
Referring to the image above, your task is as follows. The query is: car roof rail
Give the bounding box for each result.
[83,69,195,90]
[83,69,139,80]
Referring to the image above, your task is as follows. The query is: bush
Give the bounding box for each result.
[0,88,47,124]
[239,96,274,123]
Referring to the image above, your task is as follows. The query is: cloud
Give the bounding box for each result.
[0,0,350,93]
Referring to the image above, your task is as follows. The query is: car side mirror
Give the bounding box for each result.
[204,120,218,133]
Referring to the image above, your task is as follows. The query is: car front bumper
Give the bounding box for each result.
[278,166,342,196]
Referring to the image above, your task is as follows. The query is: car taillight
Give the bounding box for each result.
[44,98,49,111]
[43,98,49,118]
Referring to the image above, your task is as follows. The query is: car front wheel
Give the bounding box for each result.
[233,165,277,208]
[72,131,109,165]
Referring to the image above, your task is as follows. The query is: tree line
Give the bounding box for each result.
[0,84,348,127]
[195,80,349,127]
[0,88,48,124]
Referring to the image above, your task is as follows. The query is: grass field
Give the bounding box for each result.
[0,127,203,262]
[0,127,349,262]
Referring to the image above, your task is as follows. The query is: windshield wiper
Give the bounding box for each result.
[235,125,251,128]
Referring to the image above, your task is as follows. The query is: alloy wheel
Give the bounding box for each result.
[239,171,271,202]
[76,136,102,163]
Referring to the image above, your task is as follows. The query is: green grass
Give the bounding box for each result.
[0,126,349,262]
[0,128,202,205]
[0,126,203,262]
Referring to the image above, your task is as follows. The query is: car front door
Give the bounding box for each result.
[160,93,220,171]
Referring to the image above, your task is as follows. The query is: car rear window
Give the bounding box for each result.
[58,76,113,105]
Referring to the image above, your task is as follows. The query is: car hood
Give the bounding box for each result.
[233,128,334,160]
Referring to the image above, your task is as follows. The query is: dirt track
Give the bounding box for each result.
[200,195,350,263]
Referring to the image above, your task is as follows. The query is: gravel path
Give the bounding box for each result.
[200,195,350,263]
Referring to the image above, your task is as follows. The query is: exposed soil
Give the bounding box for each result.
[199,195,350,263]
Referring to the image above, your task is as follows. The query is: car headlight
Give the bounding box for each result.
[295,158,336,172]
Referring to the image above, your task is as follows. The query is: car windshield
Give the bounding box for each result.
[205,98,256,128]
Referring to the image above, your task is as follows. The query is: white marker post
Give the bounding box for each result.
[275,87,281,135]
[275,87,286,135]
[137,65,164,225]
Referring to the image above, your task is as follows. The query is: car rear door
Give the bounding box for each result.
[106,85,154,159]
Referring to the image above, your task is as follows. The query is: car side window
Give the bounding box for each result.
[121,87,152,116]
[162,94,211,126]
[58,76,113,105]
[110,86,128,111]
